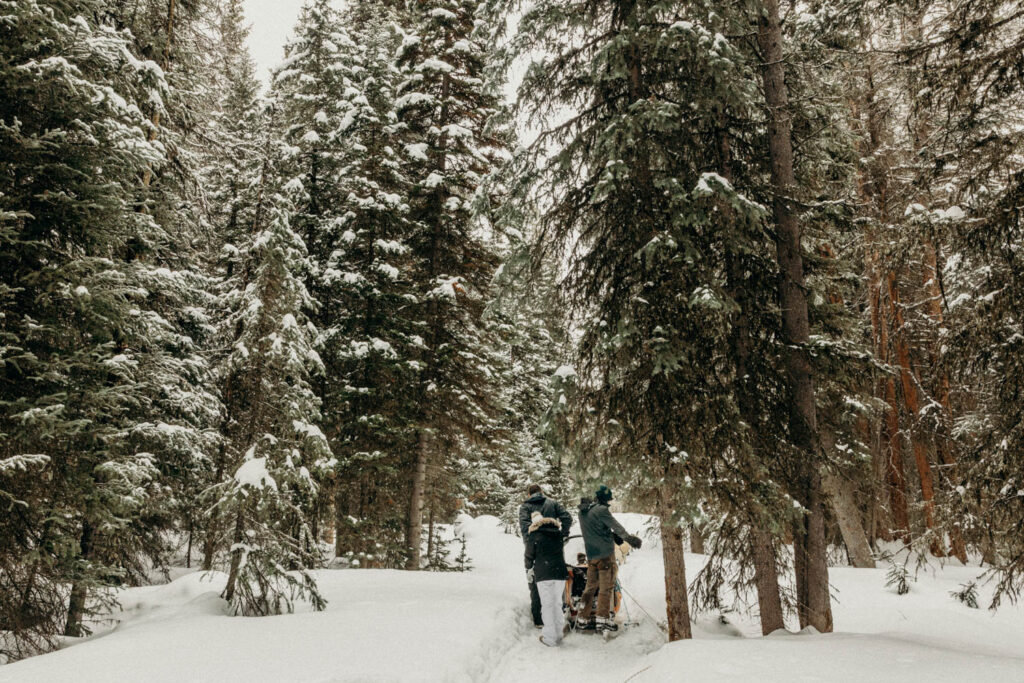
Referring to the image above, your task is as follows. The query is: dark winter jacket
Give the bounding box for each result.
[579,500,629,561]
[524,517,570,582]
[518,493,572,541]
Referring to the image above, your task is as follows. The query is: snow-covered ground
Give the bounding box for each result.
[2,513,1023,682]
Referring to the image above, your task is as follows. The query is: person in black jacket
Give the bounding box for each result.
[518,484,573,539]
[518,484,572,627]
[525,511,570,646]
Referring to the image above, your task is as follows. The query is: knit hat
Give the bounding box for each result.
[595,485,613,504]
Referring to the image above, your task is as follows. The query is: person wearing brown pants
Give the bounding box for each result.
[578,555,618,628]
[577,485,642,633]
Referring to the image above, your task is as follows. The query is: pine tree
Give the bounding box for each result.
[322,0,421,569]
[0,0,218,655]
[394,0,510,569]
[195,0,265,573]
[497,0,806,640]
[215,125,332,615]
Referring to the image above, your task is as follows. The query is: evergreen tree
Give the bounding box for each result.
[0,0,218,656]
[195,0,265,572]
[322,0,421,569]
[215,125,332,615]
[394,0,510,568]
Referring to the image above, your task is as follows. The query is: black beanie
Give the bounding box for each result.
[595,485,613,503]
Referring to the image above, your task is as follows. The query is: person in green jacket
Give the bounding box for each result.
[577,485,642,633]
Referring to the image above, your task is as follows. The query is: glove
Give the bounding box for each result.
[526,568,535,583]
[613,533,624,545]
[626,534,643,550]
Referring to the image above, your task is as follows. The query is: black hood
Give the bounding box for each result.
[525,492,545,505]
[578,497,595,515]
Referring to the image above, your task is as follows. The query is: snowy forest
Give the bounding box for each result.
[2,0,1024,679]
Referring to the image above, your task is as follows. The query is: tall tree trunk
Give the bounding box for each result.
[873,274,912,541]
[822,472,876,568]
[406,429,428,570]
[751,530,785,634]
[659,484,691,641]
[887,274,944,556]
[756,0,833,633]
[334,485,347,558]
[922,242,969,563]
[64,521,95,637]
[426,501,436,566]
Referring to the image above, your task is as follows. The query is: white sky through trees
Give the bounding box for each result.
[243,0,322,83]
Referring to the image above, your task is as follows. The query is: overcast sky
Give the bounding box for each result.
[243,0,311,82]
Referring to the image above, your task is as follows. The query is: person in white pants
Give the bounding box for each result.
[524,511,569,646]
[535,577,566,646]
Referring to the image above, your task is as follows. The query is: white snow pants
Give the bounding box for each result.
[537,579,565,646]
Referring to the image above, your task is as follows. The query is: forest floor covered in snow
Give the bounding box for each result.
[2,513,1023,682]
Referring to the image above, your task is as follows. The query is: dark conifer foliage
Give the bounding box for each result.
[0,0,218,656]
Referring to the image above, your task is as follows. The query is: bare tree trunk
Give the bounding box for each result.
[334,485,346,558]
[922,242,969,564]
[822,471,876,568]
[689,524,705,554]
[186,515,193,569]
[877,278,912,543]
[406,430,428,570]
[752,530,785,634]
[887,274,944,556]
[756,0,833,633]
[201,526,217,571]
[64,521,95,637]
[659,486,691,641]
[882,364,911,540]
[202,456,227,571]
[426,502,436,566]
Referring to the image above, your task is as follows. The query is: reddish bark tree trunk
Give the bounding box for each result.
[922,243,969,563]
[887,274,944,557]
[752,530,786,634]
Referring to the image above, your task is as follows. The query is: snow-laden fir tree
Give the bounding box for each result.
[214,118,332,615]
[393,0,511,569]
[270,0,350,264]
[193,0,266,572]
[0,0,219,657]
[316,0,423,568]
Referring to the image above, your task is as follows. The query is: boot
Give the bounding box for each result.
[596,617,618,633]
[578,617,597,631]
